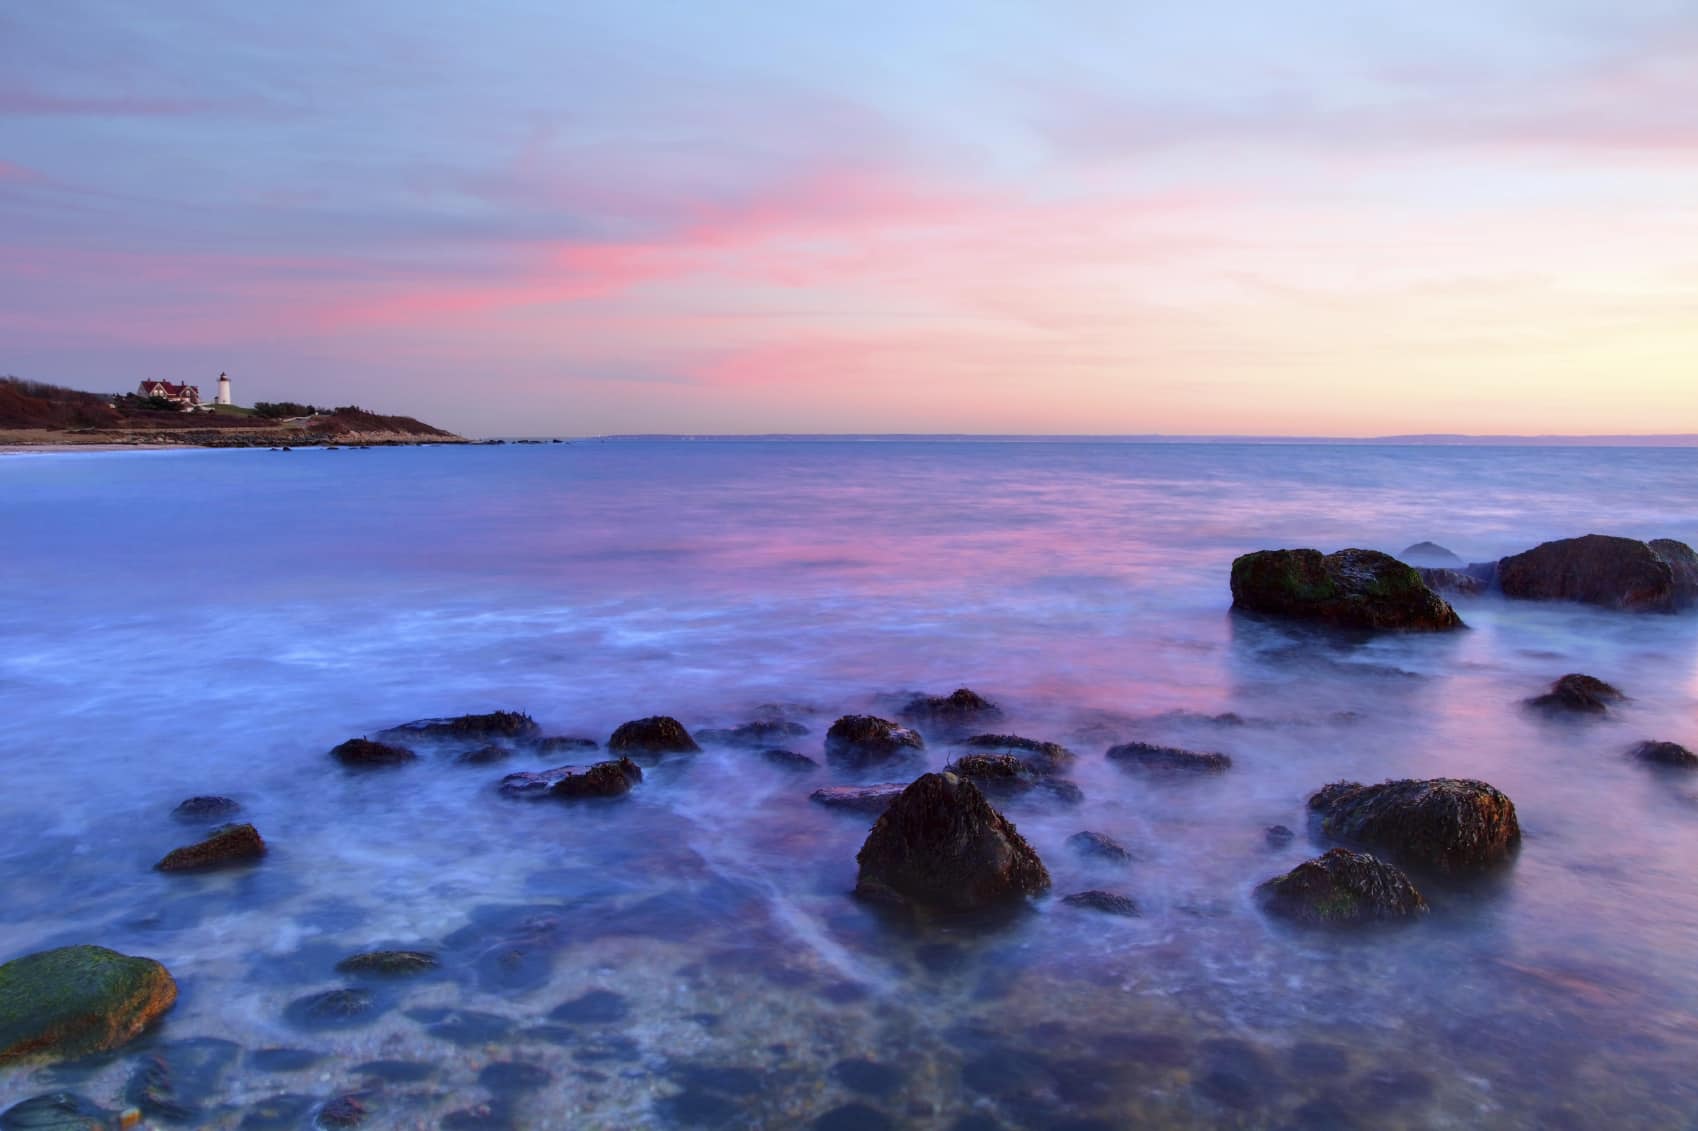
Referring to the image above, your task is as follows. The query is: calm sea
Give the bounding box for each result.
[2,440,1696,1128]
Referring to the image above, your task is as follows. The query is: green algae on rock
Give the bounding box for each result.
[1308,778,1520,875]
[155,822,266,873]
[335,950,441,977]
[0,946,177,1062]
[1230,547,1464,631]
[606,716,700,758]
[1258,848,1429,926]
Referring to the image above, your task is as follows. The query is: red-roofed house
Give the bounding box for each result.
[138,379,200,406]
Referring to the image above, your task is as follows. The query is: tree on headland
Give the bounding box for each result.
[252,401,322,419]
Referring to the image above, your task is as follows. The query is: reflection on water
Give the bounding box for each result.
[2,441,1697,1128]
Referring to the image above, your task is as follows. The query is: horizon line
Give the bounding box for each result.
[519,432,1698,447]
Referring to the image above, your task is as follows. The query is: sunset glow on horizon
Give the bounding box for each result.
[2,2,1695,437]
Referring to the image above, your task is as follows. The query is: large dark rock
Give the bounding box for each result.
[1258,848,1429,926]
[809,784,907,814]
[1308,778,1520,874]
[0,945,177,1062]
[898,689,1004,733]
[156,823,266,873]
[1630,740,1698,769]
[957,734,1075,775]
[378,711,540,743]
[330,738,417,769]
[1526,673,1623,715]
[1399,542,1462,567]
[1497,534,1698,612]
[696,720,809,748]
[1106,741,1232,774]
[853,773,1049,912]
[824,716,924,771]
[1230,548,1464,631]
[549,757,642,800]
[606,717,699,759]
[171,795,241,823]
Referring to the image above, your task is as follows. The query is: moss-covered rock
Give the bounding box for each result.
[329,738,416,769]
[1258,848,1428,926]
[957,733,1075,775]
[156,823,266,873]
[1230,548,1463,631]
[1106,741,1232,774]
[606,716,699,759]
[854,772,1049,912]
[1526,673,1624,715]
[0,945,177,1062]
[1498,534,1698,612]
[548,757,642,800]
[335,950,440,978]
[1308,778,1520,874]
[378,710,541,743]
[824,715,924,771]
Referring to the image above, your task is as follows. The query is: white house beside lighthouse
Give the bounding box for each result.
[216,372,232,406]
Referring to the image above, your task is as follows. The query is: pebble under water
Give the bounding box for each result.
[2,439,1697,1129]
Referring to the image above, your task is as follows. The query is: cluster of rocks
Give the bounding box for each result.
[1231,532,1698,630]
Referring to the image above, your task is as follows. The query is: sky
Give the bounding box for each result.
[2,1,1695,438]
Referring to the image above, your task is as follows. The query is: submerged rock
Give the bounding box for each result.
[1497,534,1698,612]
[528,736,599,755]
[1264,824,1296,848]
[1258,848,1429,926]
[329,738,416,769]
[853,772,1049,912]
[124,1037,239,1123]
[378,711,540,743]
[757,748,819,771]
[898,688,1004,733]
[809,784,907,815]
[1399,542,1463,567]
[1308,778,1520,874]
[283,988,379,1030]
[0,946,177,1062]
[170,796,240,824]
[958,733,1075,775]
[156,823,266,873]
[1230,548,1464,631]
[1060,890,1140,917]
[1630,740,1698,769]
[696,720,809,748]
[606,716,699,759]
[455,744,510,766]
[0,1092,132,1130]
[1067,831,1133,864]
[1414,566,1488,596]
[1527,673,1624,715]
[824,716,924,771]
[335,950,439,978]
[549,757,643,800]
[1106,741,1232,774]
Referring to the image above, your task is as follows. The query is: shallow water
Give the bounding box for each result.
[2,440,1697,1129]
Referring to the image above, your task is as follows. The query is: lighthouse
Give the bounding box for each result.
[216,372,232,406]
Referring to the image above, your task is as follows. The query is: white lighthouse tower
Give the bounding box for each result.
[216,372,232,406]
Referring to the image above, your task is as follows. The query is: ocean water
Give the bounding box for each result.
[1,439,1696,1130]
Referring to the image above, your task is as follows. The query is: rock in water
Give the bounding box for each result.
[0,1092,131,1130]
[824,716,925,771]
[1060,890,1140,917]
[810,784,907,814]
[899,689,1003,733]
[1258,848,1429,926]
[958,734,1075,775]
[378,711,540,743]
[0,946,177,1062]
[606,716,699,758]
[1229,548,1464,631]
[170,796,240,823]
[549,757,643,800]
[1527,673,1623,715]
[1630,740,1698,769]
[156,823,266,872]
[330,738,417,769]
[335,950,440,977]
[1497,534,1698,612]
[1399,542,1463,567]
[695,720,809,748]
[1106,741,1231,774]
[1308,779,1520,874]
[853,772,1049,912]
[1067,831,1133,864]
[1413,567,1488,596]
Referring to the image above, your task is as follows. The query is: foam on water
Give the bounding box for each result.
[2,440,1697,1127]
